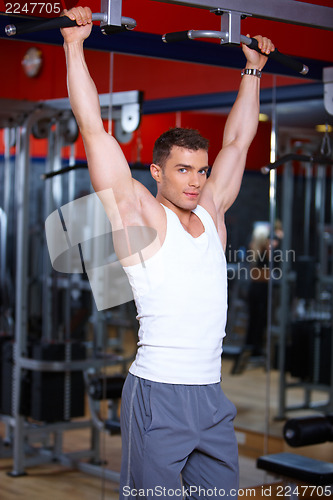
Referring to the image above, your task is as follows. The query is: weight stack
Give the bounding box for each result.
[1,338,31,416]
[289,320,332,384]
[317,324,332,385]
[294,256,316,300]
[30,342,86,422]
[0,336,14,415]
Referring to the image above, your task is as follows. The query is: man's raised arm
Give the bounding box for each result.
[61,7,136,205]
[205,35,275,215]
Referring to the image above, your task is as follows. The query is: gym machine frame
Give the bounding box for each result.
[262,135,333,419]
[2,0,333,478]
[5,0,333,34]
[5,0,137,36]
[0,89,141,479]
[153,0,333,31]
[4,0,314,76]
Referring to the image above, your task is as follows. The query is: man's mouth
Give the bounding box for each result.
[184,192,199,198]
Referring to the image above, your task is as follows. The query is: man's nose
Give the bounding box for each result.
[189,173,200,187]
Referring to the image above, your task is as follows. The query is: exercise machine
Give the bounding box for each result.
[260,127,333,419]
[258,415,333,495]
[4,1,310,78]
[0,90,141,479]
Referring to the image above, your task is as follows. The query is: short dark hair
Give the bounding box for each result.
[153,127,209,167]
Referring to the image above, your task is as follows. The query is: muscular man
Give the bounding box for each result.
[61,7,274,499]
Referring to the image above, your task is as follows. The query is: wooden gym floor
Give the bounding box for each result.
[1,343,332,499]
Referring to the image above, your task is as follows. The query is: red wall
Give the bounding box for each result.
[0,110,271,171]
[106,0,333,62]
[120,111,272,169]
[0,0,332,171]
[1,0,332,102]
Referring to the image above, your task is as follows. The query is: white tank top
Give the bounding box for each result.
[123,204,228,384]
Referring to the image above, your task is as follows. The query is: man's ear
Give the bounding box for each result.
[150,163,162,183]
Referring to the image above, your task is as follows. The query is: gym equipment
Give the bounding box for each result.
[40,160,151,180]
[41,163,88,180]
[29,342,86,422]
[153,0,333,31]
[87,373,125,434]
[45,90,143,144]
[162,3,309,76]
[324,67,333,116]
[0,335,14,415]
[1,340,86,421]
[163,28,308,76]
[89,374,125,401]
[258,415,333,491]
[4,0,333,37]
[1,3,328,484]
[284,414,333,447]
[0,92,140,479]
[0,127,15,338]
[3,0,318,77]
[5,1,136,37]
[261,153,333,174]
[1,1,331,82]
[287,320,331,386]
[258,453,333,488]
[265,128,333,419]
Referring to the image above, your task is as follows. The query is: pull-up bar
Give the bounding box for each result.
[4,0,333,37]
[261,153,333,174]
[162,30,309,75]
[4,0,309,76]
[5,2,136,37]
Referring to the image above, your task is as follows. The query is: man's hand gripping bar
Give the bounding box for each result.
[162,30,309,75]
[5,12,136,37]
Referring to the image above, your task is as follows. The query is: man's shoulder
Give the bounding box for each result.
[133,179,162,213]
[197,187,219,227]
[197,190,227,250]
[131,179,166,236]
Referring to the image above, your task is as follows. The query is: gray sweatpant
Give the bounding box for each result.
[119,373,239,499]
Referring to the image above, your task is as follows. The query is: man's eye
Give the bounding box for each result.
[179,168,187,173]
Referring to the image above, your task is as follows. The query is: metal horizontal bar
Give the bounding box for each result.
[45,90,142,110]
[153,0,333,31]
[26,420,93,435]
[142,82,324,114]
[77,462,121,483]
[19,355,123,371]
[0,17,329,80]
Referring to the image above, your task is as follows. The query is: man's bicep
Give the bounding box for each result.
[83,130,133,197]
[207,143,247,213]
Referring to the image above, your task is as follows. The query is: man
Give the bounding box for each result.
[61,6,274,499]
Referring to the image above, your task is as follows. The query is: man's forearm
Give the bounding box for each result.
[222,73,260,151]
[64,40,103,136]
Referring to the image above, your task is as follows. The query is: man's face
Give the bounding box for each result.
[156,146,209,210]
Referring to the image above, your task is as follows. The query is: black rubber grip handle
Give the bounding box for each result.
[162,31,190,43]
[5,16,79,36]
[284,416,333,447]
[246,37,308,75]
[41,163,88,180]
[261,153,333,174]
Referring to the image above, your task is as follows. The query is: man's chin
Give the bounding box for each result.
[163,195,199,211]
[180,199,199,211]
